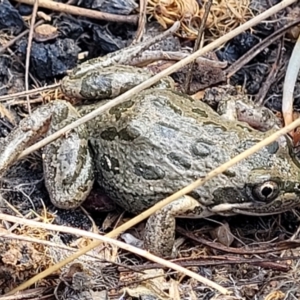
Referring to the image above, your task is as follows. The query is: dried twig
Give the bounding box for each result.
[0,83,59,102]
[130,50,228,67]
[25,0,39,115]
[226,18,300,78]
[119,255,297,272]
[15,0,139,24]
[255,37,283,106]
[184,0,213,93]
[282,29,300,129]
[0,0,75,55]
[1,213,230,295]
[0,20,43,55]
[133,0,148,43]
[176,227,300,255]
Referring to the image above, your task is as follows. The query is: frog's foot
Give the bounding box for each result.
[0,100,94,209]
[144,196,212,257]
[217,95,279,132]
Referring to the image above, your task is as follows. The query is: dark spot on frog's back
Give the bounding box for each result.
[266,141,279,154]
[223,170,236,177]
[81,73,113,99]
[191,108,208,118]
[167,152,191,170]
[134,162,165,180]
[151,94,183,115]
[190,140,213,157]
[119,126,140,141]
[100,127,118,141]
[101,126,140,141]
[100,155,120,174]
[109,100,134,120]
[164,99,183,115]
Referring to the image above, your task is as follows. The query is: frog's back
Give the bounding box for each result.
[86,89,293,214]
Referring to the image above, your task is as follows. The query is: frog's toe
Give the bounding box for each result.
[144,206,176,257]
[144,195,203,257]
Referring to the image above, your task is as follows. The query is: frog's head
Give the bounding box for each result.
[235,169,300,215]
[211,162,300,217]
[209,135,300,216]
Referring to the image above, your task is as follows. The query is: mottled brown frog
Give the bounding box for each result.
[0,63,300,257]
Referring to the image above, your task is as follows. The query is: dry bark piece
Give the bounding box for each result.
[34,24,58,42]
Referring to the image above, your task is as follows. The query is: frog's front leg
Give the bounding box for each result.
[144,196,214,257]
[0,100,94,209]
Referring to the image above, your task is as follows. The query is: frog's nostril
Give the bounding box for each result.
[253,181,279,202]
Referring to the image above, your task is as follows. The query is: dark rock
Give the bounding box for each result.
[16,38,81,80]
[0,0,25,34]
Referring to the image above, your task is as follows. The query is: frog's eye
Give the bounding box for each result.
[252,181,279,202]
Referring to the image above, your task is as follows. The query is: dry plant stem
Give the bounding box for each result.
[255,0,282,106]
[184,0,212,93]
[16,0,138,24]
[2,213,229,295]
[0,83,59,102]
[7,97,43,106]
[0,0,75,55]
[19,0,297,159]
[176,227,300,255]
[256,37,283,106]
[226,17,300,78]
[282,30,300,128]
[6,119,300,296]
[25,0,39,115]
[125,256,296,272]
[0,20,44,55]
[5,0,298,294]
[133,0,147,43]
[131,50,227,67]
[0,288,46,300]
[1,231,146,273]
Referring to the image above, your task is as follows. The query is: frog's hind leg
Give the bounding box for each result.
[42,101,94,209]
[144,195,210,257]
[0,100,94,210]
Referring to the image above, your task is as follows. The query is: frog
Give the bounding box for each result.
[1,61,300,257]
